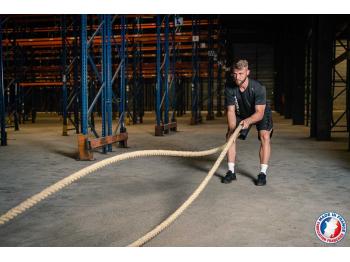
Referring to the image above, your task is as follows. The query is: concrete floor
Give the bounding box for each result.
[0,112,349,247]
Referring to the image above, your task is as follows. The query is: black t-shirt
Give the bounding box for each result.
[225,78,266,118]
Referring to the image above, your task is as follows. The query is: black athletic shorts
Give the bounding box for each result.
[227,106,273,140]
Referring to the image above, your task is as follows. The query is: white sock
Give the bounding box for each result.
[228,162,235,173]
[260,164,268,174]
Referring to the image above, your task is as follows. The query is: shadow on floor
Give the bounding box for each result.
[177,156,227,183]
[236,168,257,184]
[51,149,78,159]
[180,155,258,185]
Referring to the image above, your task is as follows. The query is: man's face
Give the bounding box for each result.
[233,67,250,87]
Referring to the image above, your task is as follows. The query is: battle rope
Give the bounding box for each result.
[0,125,242,247]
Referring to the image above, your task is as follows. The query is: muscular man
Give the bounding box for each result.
[222,59,273,186]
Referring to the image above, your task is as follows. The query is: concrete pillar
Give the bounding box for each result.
[283,25,293,119]
[273,28,283,114]
[310,15,334,140]
[292,24,306,125]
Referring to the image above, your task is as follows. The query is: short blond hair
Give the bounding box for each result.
[233,59,249,70]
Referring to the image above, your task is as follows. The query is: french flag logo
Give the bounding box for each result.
[315,212,347,243]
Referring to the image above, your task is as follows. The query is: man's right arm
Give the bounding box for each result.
[224,85,237,134]
[227,105,236,132]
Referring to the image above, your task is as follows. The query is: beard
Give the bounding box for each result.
[235,76,248,87]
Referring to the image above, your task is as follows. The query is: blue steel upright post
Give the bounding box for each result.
[216,21,223,117]
[164,15,169,130]
[216,59,223,117]
[131,16,143,124]
[206,16,214,120]
[101,15,107,153]
[191,16,196,124]
[171,16,177,123]
[81,15,88,135]
[119,15,126,135]
[73,17,80,133]
[132,19,138,124]
[138,17,144,123]
[0,20,7,146]
[106,15,113,152]
[155,15,162,135]
[13,41,19,131]
[61,15,68,136]
[191,15,200,125]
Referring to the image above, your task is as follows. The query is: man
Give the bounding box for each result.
[222,59,273,186]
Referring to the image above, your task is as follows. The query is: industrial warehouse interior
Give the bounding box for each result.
[0,1,350,261]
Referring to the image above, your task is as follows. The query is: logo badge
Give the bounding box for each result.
[315,212,347,243]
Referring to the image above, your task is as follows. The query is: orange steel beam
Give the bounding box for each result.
[2,32,218,47]
[2,18,218,33]
[19,82,63,87]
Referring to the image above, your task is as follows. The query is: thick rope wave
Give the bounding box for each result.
[0,125,242,246]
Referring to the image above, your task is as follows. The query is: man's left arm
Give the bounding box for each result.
[240,105,265,129]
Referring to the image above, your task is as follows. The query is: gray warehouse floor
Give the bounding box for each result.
[0,112,349,246]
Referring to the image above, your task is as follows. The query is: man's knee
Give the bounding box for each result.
[259,131,271,144]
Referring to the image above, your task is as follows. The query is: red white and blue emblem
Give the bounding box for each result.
[315,212,347,243]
